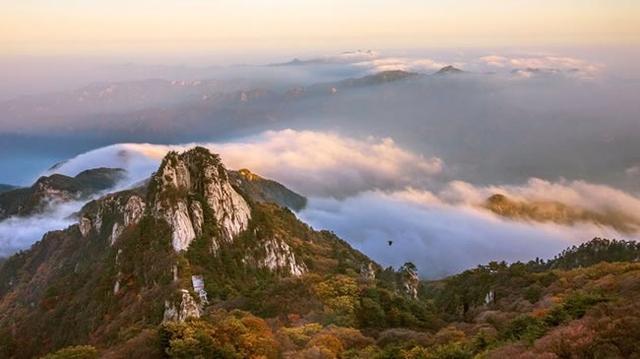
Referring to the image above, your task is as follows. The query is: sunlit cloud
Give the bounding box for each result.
[478,54,603,79]
[45,129,445,197]
[4,128,639,271]
[440,178,640,221]
[354,57,452,73]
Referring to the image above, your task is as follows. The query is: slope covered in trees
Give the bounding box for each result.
[0,148,639,358]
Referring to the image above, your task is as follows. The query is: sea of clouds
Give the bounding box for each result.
[2,129,637,277]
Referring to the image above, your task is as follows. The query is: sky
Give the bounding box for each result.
[2,0,639,57]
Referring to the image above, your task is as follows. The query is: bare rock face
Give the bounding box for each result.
[360,262,376,282]
[110,222,123,245]
[78,217,92,237]
[150,147,251,252]
[400,263,419,299]
[201,164,251,240]
[484,290,495,305]
[258,238,307,276]
[162,200,196,252]
[123,195,145,226]
[191,275,208,304]
[190,201,204,237]
[163,289,201,322]
[78,193,146,245]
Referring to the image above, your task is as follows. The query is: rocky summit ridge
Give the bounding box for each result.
[1,147,638,358]
[148,148,251,251]
[0,147,394,358]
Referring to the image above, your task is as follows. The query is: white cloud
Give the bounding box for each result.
[440,178,640,225]
[354,57,450,73]
[10,129,637,275]
[0,200,83,257]
[45,129,445,197]
[479,54,602,78]
[331,50,380,63]
[299,189,626,278]
[41,130,640,232]
[280,50,455,74]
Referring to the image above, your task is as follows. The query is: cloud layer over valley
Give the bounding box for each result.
[0,200,84,257]
[46,130,444,197]
[298,191,625,278]
[2,129,637,278]
[1,48,638,277]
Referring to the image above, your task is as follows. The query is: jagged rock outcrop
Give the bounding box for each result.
[484,290,495,305]
[0,147,380,357]
[191,275,208,304]
[163,289,201,322]
[149,148,251,252]
[124,195,145,226]
[190,201,204,237]
[78,191,146,245]
[400,262,419,299]
[360,262,376,282]
[257,238,307,276]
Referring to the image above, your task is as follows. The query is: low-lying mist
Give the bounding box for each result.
[0,200,83,257]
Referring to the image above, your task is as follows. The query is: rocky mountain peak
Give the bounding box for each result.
[149,147,251,252]
[237,168,259,181]
[0,147,405,358]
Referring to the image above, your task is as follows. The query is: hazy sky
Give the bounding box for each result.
[2,0,639,56]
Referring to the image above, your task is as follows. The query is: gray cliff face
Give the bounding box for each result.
[78,148,252,253]
[256,237,307,276]
[78,191,146,245]
[76,148,315,284]
[163,289,201,322]
[72,148,314,327]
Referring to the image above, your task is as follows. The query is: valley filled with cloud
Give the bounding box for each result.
[3,126,637,277]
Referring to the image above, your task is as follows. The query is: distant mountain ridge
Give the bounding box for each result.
[0,184,17,194]
[0,168,125,220]
[484,193,640,234]
[435,65,464,75]
[0,68,433,137]
[229,168,307,211]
